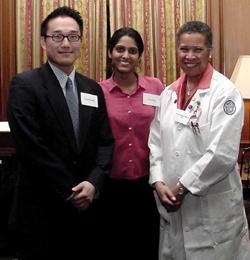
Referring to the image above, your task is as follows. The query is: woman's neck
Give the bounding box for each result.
[113,72,138,93]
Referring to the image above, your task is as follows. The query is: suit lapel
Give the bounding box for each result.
[40,63,79,152]
[75,73,92,151]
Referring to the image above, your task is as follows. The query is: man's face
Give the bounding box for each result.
[41,16,82,75]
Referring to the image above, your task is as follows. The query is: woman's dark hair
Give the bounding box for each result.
[176,21,213,48]
[40,6,83,36]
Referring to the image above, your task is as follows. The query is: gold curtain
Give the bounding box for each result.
[16,0,206,85]
[16,0,108,81]
[109,0,206,85]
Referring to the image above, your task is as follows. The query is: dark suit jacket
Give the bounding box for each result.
[7,62,113,235]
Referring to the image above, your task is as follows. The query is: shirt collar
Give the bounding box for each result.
[170,63,213,94]
[106,73,146,93]
[48,60,76,89]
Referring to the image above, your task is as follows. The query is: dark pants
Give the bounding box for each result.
[13,201,102,260]
[0,157,17,257]
[99,176,160,260]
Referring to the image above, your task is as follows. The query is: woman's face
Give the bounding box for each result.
[109,35,140,74]
[177,32,211,79]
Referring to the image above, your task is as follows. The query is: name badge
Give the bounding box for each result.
[175,109,191,125]
[143,93,160,107]
[81,93,98,108]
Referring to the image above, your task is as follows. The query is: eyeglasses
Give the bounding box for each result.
[44,34,81,42]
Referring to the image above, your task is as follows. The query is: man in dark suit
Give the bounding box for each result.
[7,6,113,260]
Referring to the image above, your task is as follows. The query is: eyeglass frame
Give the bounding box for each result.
[43,33,82,42]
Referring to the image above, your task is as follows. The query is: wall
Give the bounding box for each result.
[207,0,250,144]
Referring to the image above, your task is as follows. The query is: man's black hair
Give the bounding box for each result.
[41,6,83,36]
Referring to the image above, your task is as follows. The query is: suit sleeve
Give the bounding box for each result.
[7,74,77,201]
[84,83,114,196]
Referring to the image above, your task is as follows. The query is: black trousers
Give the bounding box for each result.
[99,176,160,260]
[13,202,102,260]
[0,157,17,257]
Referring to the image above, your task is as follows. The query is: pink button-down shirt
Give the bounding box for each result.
[100,75,164,179]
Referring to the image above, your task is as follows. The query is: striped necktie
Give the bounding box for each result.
[65,77,79,145]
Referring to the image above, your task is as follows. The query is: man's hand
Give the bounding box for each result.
[70,181,96,211]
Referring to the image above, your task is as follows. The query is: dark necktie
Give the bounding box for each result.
[65,77,79,145]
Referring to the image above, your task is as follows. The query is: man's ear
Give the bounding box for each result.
[40,37,46,51]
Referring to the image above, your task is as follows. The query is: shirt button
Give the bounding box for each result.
[128,110,132,114]
[128,159,133,163]
[128,143,132,147]
[127,95,130,98]
[128,127,132,131]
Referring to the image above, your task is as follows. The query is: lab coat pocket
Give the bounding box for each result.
[187,122,209,157]
[202,190,245,244]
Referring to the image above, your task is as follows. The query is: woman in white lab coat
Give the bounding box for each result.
[149,21,250,260]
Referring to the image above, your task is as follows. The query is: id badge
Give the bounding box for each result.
[175,109,191,125]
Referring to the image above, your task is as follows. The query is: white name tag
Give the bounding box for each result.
[81,93,98,108]
[175,109,191,125]
[143,93,160,107]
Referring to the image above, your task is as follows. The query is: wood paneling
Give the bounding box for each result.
[207,0,250,78]
[222,0,250,78]
[206,0,223,73]
[242,100,250,144]
[207,0,250,144]
[0,0,16,120]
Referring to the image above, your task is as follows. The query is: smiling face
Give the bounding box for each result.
[108,35,140,74]
[40,16,82,75]
[177,32,212,80]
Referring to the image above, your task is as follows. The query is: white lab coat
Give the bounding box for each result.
[149,69,250,260]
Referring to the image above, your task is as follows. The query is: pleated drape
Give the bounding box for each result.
[16,0,206,85]
[16,0,108,81]
[108,0,206,85]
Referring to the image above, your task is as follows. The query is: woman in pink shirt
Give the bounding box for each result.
[99,27,164,260]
